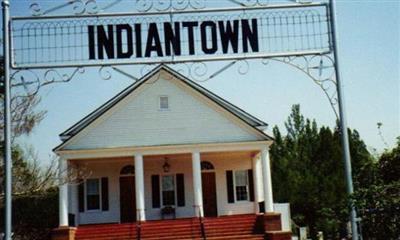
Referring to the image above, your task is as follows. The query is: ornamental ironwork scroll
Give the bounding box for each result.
[7,0,339,117]
[11,2,331,69]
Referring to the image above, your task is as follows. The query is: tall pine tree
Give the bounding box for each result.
[270,105,373,238]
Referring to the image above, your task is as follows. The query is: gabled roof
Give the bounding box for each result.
[56,65,271,150]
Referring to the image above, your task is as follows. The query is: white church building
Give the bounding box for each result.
[52,65,291,240]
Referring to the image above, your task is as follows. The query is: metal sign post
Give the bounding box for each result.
[329,1,359,239]
[2,1,12,240]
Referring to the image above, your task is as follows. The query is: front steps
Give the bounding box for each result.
[70,213,290,240]
[203,214,264,239]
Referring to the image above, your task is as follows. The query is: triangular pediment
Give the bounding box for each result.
[57,66,270,151]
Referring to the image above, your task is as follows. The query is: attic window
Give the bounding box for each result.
[159,96,169,110]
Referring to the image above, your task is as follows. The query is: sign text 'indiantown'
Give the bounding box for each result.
[10,4,331,68]
[88,20,259,60]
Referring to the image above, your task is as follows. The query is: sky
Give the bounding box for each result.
[7,0,400,166]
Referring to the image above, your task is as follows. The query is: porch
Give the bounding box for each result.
[59,141,275,225]
[53,141,292,239]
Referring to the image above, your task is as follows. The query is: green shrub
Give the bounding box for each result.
[0,189,58,240]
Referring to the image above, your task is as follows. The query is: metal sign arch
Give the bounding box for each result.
[1,0,360,239]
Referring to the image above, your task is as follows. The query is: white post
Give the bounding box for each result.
[261,148,274,213]
[59,157,69,226]
[252,155,263,213]
[135,154,146,221]
[192,151,204,217]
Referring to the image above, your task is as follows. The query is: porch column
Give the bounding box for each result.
[58,157,69,226]
[135,154,146,221]
[261,147,274,213]
[252,155,263,213]
[192,151,204,217]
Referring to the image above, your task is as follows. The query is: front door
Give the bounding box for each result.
[201,172,218,217]
[119,176,136,223]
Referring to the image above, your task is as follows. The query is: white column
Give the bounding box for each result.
[135,154,146,221]
[261,148,274,213]
[58,157,69,226]
[192,151,204,217]
[252,155,263,213]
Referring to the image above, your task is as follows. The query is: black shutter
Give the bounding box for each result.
[248,169,255,202]
[176,174,185,207]
[151,175,161,208]
[68,213,75,227]
[101,177,109,211]
[78,180,85,212]
[226,170,234,203]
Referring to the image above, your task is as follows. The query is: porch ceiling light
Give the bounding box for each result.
[163,158,170,173]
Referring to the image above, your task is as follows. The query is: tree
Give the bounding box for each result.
[0,57,87,239]
[0,63,46,142]
[353,137,400,239]
[0,58,61,239]
[0,57,54,192]
[0,145,57,195]
[270,105,373,239]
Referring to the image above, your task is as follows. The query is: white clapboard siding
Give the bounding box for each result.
[64,71,262,150]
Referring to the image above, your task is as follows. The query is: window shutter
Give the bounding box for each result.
[226,170,234,203]
[78,180,84,212]
[151,175,161,208]
[176,174,185,207]
[101,177,109,211]
[248,169,255,202]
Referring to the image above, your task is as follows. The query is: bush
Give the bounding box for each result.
[353,138,400,240]
[0,189,58,240]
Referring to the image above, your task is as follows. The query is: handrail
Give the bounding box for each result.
[194,205,207,240]
[199,212,206,240]
[136,209,142,240]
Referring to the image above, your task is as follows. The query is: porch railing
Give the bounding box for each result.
[194,205,206,240]
[136,209,143,240]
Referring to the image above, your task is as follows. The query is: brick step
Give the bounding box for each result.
[76,230,137,236]
[75,214,265,240]
[141,234,202,240]
[206,230,256,236]
[204,216,256,223]
[177,234,265,240]
[141,224,200,231]
[77,232,262,240]
[77,224,135,232]
[77,236,137,240]
[141,234,263,240]
[204,219,256,225]
[265,230,292,240]
[79,232,192,239]
[141,223,198,231]
[77,233,136,239]
[204,223,255,229]
[141,228,200,236]
[207,234,265,240]
[77,227,200,239]
[141,231,201,238]
[140,218,199,226]
[205,225,255,232]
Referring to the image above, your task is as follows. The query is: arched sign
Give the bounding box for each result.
[10,3,330,68]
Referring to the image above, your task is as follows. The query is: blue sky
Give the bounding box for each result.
[10,0,399,165]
